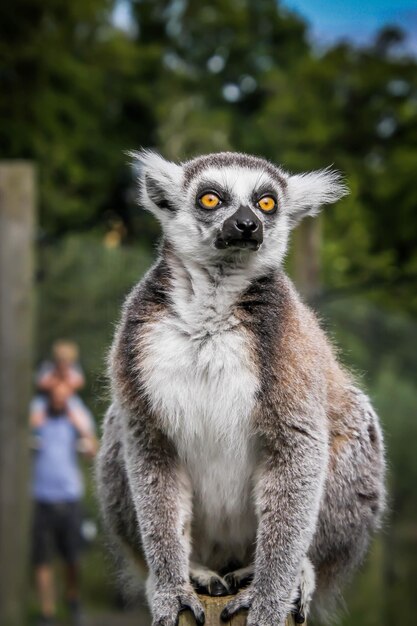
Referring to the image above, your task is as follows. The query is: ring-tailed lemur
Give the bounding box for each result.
[96,151,386,626]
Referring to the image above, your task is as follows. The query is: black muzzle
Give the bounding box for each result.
[215,205,263,251]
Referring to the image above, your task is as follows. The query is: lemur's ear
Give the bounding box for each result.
[127,150,183,214]
[286,168,348,227]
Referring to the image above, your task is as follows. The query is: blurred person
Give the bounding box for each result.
[36,340,85,396]
[30,382,98,626]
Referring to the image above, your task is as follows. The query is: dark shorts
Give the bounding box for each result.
[32,500,82,566]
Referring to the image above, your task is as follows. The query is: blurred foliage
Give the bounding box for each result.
[320,298,417,626]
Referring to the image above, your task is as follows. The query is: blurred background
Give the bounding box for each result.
[1,0,416,625]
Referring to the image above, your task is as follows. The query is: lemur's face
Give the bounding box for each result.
[135,151,347,268]
[175,160,291,268]
[185,165,283,253]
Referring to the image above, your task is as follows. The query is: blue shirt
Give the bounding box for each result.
[31,396,92,503]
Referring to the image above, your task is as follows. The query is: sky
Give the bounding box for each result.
[283,0,417,50]
[113,0,417,52]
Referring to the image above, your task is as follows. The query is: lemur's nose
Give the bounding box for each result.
[235,218,258,234]
[215,204,263,250]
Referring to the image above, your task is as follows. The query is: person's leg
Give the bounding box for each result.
[64,560,85,625]
[56,501,84,625]
[32,502,56,623]
[65,559,81,603]
[34,563,56,619]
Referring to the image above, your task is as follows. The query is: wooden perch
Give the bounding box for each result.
[179,595,297,626]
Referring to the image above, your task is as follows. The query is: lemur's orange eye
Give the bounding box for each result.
[258,196,277,213]
[199,193,221,209]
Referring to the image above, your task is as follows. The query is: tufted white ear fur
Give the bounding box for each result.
[286,168,349,227]
[127,150,183,215]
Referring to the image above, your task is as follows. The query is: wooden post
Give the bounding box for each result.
[0,162,36,626]
[179,595,297,626]
[292,217,322,301]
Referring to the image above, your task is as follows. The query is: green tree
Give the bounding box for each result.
[0,0,157,236]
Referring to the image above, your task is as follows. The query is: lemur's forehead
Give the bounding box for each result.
[182,152,287,191]
[188,166,282,201]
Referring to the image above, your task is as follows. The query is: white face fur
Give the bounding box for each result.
[131,150,348,273]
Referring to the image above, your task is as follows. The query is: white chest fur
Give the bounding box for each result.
[139,263,260,562]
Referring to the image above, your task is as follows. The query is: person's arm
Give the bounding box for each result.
[37,372,60,392]
[29,397,47,429]
[36,362,59,393]
[67,400,98,457]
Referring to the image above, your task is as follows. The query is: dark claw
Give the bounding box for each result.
[291,586,305,624]
[191,577,229,597]
[239,574,254,588]
[224,572,253,595]
[220,607,232,622]
[294,610,305,624]
[220,604,248,622]
[179,604,205,626]
[209,578,230,596]
[220,596,250,622]
[223,573,238,595]
[194,609,206,626]
[198,613,206,626]
[191,577,207,595]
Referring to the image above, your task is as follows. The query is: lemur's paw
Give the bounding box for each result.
[192,576,229,597]
[247,599,287,626]
[222,589,287,626]
[220,587,252,621]
[224,566,254,594]
[190,566,229,596]
[151,585,205,626]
